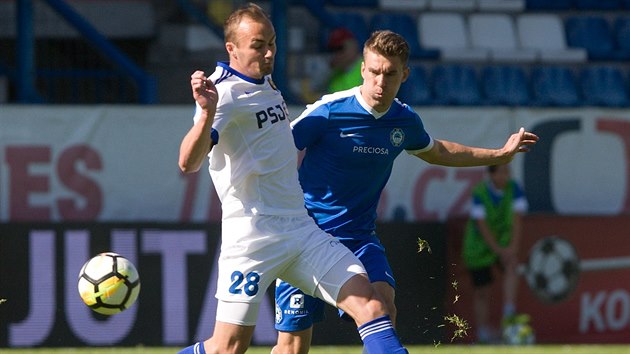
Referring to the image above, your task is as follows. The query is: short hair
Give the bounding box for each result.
[488,164,509,173]
[363,30,410,65]
[224,3,271,44]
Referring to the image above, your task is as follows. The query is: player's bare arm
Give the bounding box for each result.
[415,127,539,167]
[178,70,218,173]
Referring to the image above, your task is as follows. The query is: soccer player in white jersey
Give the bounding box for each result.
[176,4,409,354]
[273,30,539,354]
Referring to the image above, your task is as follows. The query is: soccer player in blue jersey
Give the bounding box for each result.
[273,30,539,354]
[177,4,409,354]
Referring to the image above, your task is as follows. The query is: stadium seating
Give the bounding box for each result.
[565,16,630,61]
[574,0,621,10]
[370,12,440,59]
[327,0,378,6]
[431,64,482,105]
[482,65,531,106]
[525,0,574,10]
[579,66,629,107]
[615,17,630,52]
[418,13,489,62]
[330,11,370,46]
[397,65,432,105]
[428,0,477,11]
[530,66,580,106]
[469,14,537,62]
[477,0,525,12]
[379,0,429,10]
[516,14,587,62]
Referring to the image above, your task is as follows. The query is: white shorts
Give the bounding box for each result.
[215,213,366,324]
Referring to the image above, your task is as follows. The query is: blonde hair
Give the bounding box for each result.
[224,3,271,44]
[363,30,410,65]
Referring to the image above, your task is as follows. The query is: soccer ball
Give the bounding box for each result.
[525,236,580,303]
[78,252,141,315]
[503,322,535,345]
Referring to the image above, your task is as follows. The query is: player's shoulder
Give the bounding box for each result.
[314,87,358,110]
[295,87,359,121]
[391,97,420,117]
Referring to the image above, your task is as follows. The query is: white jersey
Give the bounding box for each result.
[193,62,306,219]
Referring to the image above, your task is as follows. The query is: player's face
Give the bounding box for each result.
[227,17,276,79]
[490,164,511,189]
[360,49,409,112]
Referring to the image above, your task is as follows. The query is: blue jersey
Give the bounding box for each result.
[290,87,433,238]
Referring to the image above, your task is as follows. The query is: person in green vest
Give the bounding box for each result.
[326,27,363,93]
[462,163,528,343]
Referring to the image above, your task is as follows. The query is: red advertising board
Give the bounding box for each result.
[446,215,630,344]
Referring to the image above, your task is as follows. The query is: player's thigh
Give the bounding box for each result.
[283,226,365,305]
[349,236,396,288]
[275,279,325,332]
[334,272,386,325]
[372,281,396,315]
[217,215,291,304]
[216,299,261,327]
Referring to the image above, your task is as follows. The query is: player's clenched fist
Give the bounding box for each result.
[190,70,218,111]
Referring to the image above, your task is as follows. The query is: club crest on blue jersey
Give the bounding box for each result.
[390,128,404,147]
[275,304,283,323]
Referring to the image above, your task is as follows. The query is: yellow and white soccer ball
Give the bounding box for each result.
[503,322,536,345]
[77,252,140,315]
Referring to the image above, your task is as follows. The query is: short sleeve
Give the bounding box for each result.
[290,105,329,150]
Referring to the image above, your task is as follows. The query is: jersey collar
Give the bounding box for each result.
[218,62,266,85]
[355,86,389,119]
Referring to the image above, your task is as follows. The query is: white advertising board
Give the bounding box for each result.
[1,105,628,222]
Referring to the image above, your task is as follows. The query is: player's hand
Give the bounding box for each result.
[503,127,539,158]
[190,70,218,112]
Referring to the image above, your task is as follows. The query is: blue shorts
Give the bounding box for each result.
[274,233,395,332]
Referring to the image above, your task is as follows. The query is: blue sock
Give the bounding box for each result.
[178,342,206,354]
[357,315,408,354]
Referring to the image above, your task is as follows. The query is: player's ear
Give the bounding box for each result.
[401,66,410,83]
[225,42,237,59]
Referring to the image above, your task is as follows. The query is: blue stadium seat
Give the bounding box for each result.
[432,64,481,106]
[530,66,580,106]
[574,0,621,9]
[482,66,530,106]
[332,12,370,46]
[580,66,629,107]
[526,0,574,10]
[615,17,630,52]
[565,16,630,61]
[370,13,440,59]
[397,65,432,106]
[327,0,378,6]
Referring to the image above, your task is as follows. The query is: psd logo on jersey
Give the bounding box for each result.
[390,128,404,147]
[290,294,305,309]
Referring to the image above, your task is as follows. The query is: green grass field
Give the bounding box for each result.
[2,345,630,354]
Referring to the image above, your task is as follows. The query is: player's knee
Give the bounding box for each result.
[385,299,397,321]
[274,330,311,354]
[361,290,388,318]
